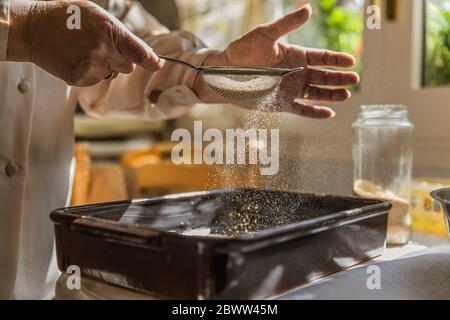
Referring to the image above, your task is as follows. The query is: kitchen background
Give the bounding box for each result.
[73,0,450,237]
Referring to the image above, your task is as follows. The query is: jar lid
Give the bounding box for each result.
[360,105,408,117]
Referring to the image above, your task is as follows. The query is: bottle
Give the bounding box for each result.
[352,105,414,245]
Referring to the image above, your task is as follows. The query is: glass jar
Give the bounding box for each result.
[352,105,414,245]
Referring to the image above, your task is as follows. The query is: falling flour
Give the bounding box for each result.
[200,85,306,236]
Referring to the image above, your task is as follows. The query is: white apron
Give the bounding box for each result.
[0,0,210,299]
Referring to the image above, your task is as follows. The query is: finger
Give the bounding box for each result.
[104,71,120,80]
[108,57,135,75]
[69,64,112,87]
[68,78,103,87]
[304,86,351,102]
[99,68,116,82]
[307,68,360,86]
[117,31,164,71]
[69,73,107,87]
[306,49,356,68]
[285,100,335,119]
[260,4,312,40]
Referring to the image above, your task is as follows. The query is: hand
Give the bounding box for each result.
[195,4,359,119]
[7,0,164,86]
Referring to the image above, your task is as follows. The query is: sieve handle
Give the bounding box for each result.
[283,66,305,76]
[158,55,202,72]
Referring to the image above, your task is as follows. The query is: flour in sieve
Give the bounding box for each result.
[203,74,279,92]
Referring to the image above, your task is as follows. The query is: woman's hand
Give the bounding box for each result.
[7,0,164,86]
[195,4,359,119]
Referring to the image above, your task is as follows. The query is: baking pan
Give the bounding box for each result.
[50,188,391,299]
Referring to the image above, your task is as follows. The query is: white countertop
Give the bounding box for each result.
[274,232,450,300]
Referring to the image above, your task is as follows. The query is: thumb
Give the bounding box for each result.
[261,4,312,40]
[117,31,164,71]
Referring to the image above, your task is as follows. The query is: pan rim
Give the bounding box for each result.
[430,187,450,204]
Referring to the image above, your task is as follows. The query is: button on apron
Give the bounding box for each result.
[5,161,20,177]
[18,79,31,93]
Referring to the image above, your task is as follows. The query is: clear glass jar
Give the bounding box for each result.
[352,105,414,245]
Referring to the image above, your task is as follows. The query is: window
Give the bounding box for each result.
[176,0,282,49]
[424,0,450,86]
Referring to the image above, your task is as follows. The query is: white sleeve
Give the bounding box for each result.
[0,0,9,61]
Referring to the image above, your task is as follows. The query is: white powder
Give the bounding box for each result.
[203,88,291,235]
[203,74,281,103]
[203,74,279,92]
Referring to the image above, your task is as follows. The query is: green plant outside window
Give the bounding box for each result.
[425,0,450,86]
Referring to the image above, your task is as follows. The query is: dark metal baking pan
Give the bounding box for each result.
[50,188,391,299]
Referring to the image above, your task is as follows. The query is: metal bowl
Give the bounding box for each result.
[430,187,450,236]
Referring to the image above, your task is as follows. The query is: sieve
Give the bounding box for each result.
[159,55,305,103]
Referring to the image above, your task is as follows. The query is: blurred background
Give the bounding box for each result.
[72,0,450,238]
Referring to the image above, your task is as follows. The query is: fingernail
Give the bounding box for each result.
[301,3,312,11]
[157,56,165,68]
[149,50,164,69]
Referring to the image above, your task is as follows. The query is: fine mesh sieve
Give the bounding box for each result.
[159,55,304,103]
